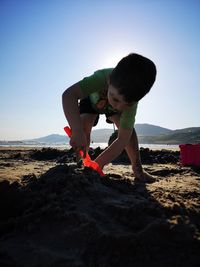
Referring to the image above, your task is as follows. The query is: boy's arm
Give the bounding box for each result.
[62,83,87,153]
[95,127,132,168]
[62,83,83,131]
[95,127,155,182]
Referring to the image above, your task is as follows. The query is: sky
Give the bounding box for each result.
[0,0,200,140]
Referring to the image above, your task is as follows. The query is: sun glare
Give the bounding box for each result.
[99,50,129,68]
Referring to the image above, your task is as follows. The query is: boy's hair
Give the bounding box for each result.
[109,53,157,102]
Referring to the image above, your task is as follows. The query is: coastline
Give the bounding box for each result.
[0,143,180,151]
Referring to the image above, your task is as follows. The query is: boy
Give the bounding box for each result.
[62,53,157,182]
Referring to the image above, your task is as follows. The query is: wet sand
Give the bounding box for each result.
[0,147,199,267]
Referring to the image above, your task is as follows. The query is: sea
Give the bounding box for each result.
[0,142,180,151]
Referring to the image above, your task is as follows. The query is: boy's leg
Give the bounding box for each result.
[107,114,155,182]
[80,113,98,148]
[107,114,141,169]
[79,97,99,149]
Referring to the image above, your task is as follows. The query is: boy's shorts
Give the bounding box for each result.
[79,97,118,126]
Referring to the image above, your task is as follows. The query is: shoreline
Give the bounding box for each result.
[0,143,180,151]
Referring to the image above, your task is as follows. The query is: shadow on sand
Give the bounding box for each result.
[0,163,199,267]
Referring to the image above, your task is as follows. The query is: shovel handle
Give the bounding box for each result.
[64,126,105,176]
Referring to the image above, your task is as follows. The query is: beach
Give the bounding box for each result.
[0,147,199,267]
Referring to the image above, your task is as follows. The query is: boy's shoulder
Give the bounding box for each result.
[79,68,113,96]
[93,68,113,77]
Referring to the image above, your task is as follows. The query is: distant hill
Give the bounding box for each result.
[1,124,199,145]
[148,127,200,144]
[135,123,172,136]
[26,125,200,144]
[22,129,114,144]
[29,134,68,143]
[28,124,172,144]
[91,129,113,143]
[137,127,200,144]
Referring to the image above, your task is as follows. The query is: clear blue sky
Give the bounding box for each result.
[1,0,200,140]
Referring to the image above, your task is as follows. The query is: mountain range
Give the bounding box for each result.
[25,124,200,145]
[135,125,200,144]
[1,124,200,145]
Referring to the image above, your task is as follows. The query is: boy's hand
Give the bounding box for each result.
[69,131,87,158]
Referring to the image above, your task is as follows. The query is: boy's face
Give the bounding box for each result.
[107,85,133,111]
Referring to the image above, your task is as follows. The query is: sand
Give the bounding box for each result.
[0,147,199,267]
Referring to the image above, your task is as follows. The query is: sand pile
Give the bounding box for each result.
[0,158,199,267]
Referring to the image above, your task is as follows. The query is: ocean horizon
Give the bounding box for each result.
[0,142,180,151]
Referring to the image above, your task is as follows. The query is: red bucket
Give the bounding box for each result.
[179,144,200,166]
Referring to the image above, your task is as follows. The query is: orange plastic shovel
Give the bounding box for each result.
[64,126,105,176]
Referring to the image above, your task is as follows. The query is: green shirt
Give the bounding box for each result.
[79,68,138,129]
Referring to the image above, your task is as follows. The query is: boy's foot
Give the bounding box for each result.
[134,171,156,183]
[134,176,156,183]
